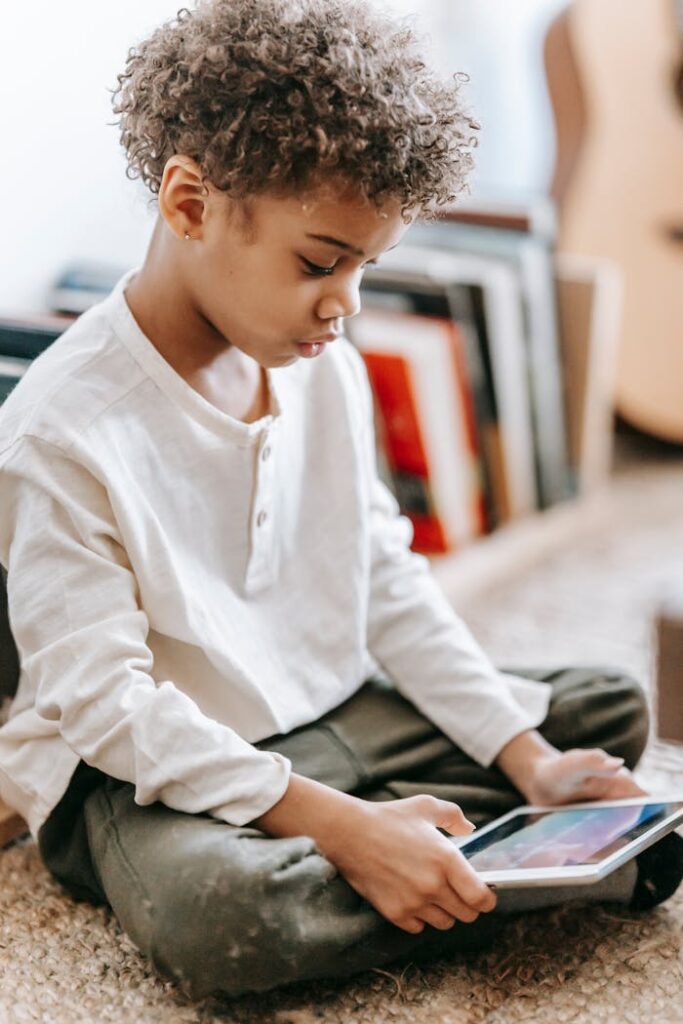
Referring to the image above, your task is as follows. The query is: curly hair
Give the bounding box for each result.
[112,0,479,218]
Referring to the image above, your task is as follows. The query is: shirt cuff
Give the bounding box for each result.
[209,751,292,827]
[464,674,553,767]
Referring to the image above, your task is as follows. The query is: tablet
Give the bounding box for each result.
[451,796,683,888]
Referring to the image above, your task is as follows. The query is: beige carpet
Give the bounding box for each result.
[2,433,683,1024]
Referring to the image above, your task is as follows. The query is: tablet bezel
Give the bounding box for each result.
[451,795,683,888]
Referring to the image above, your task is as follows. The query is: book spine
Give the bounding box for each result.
[0,318,70,360]
[444,285,504,531]
[444,319,488,537]
[0,356,31,403]
[361,351,450,554]
[521,243,575,507]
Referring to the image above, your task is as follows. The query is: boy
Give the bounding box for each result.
[0,0,680,1002]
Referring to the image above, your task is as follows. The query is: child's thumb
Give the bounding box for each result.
[431,800,476,837]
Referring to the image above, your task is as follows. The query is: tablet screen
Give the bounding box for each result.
[459,802,683,871]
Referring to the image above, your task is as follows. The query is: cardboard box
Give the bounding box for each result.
[655,599,683,743]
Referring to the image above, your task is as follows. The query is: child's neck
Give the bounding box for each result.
[125,231,269,423]
[187,360,270,423]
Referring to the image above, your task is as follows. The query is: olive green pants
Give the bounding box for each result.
[38,666,649,1000]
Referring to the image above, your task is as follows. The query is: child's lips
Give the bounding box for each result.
[297,341,327,358]
[296,332,339,358]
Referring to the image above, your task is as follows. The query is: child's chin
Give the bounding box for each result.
[266,350,298,367]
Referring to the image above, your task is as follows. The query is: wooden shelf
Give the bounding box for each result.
[437,195,557,238]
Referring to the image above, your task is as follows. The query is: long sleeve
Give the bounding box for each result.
[0,437,290,826]
[348,345,551,766]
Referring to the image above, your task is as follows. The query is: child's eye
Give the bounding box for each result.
[300,257,336,277]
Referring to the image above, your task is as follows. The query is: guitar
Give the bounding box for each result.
[545,0,683,442]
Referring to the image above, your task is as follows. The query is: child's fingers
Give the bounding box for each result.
[571,749,624,776]
[582,749,624,767]
[421,797,476,837]
[583,764,626,778]
[580,774,620,795]
[580,767,645,799]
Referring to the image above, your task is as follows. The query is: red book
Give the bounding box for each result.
[363,350,449,553]
[351,308,485,554]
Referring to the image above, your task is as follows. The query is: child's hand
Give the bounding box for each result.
[325,794,497,933]
[521,747,647,806]
[495,729,647,807]
[252,775,496,934]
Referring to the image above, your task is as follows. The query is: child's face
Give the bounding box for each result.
[183,180,412,368]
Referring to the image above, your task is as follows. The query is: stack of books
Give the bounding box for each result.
[347,198,621,555]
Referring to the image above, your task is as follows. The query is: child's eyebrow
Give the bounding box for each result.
[304,233,399,258]
[305,233,365,256]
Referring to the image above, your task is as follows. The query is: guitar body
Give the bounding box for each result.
[547,0,683,441]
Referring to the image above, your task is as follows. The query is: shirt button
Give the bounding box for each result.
[261,445,271,462]
[256,510,268,527]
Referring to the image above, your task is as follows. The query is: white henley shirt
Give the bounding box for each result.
[0,269,551,839]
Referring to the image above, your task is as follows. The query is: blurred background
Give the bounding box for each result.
[0,0,681,468]
[0,0,566,312]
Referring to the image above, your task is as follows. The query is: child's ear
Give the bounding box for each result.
[157,155,208,241]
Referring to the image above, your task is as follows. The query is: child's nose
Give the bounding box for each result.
[316,281,361,321]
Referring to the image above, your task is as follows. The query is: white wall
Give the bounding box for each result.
[381,0,567,196]
[0,0,566,314]
[427,0,568,196]
[1,0,179,313]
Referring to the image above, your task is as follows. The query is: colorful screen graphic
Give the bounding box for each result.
[459,803,682,871]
